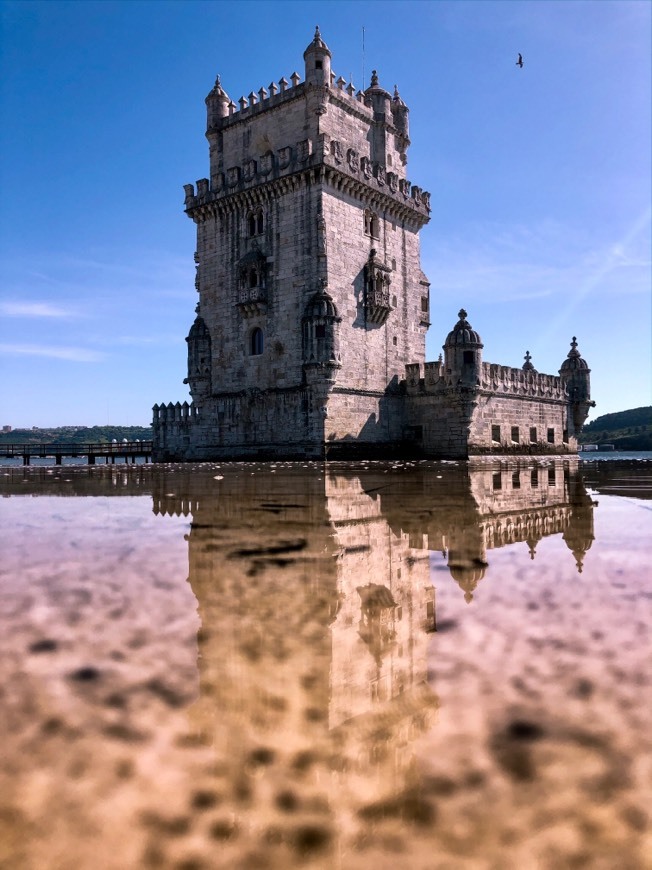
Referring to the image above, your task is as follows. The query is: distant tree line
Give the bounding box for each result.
[0,426,153,445]
[579,406,652,450]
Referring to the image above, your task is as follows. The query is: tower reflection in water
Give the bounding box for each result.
[151,459,594,846]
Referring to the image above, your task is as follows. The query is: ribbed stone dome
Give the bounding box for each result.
[364,69,391,99]
[187,315,209,340]
[444,309,483,347]
[205,75,230,105]
[560,337,589,372]
[303,25,331,59]
[304,289,339,320]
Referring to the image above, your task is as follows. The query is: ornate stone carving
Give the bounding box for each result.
[259,151,274,175]
[297,139,312,162]
[243,159,257,182]
[277,146,292,169]
[330,140,343,163]
[347,148,359,173]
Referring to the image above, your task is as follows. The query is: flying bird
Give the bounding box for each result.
[516,53,524,68]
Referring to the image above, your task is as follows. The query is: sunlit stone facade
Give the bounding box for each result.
[153,29,593,460]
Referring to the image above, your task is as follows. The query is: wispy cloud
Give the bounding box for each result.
[423,212,651,305]
[0,301,78,318]
[0,343,105,362]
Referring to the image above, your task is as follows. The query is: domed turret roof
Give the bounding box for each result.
[364,69,392,99]
[444,309,483,347]
[304,287,339,320]
[205,74,230,105]
[392,84,407,108]
[560,337,589,372]
[187,315,209,340]
[303,25,331,59]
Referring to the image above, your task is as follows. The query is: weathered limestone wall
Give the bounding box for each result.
[469,392,572,453]
[322,188,426,395]
[154,387,326,461]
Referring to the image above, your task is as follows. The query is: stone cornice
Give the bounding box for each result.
[186,163,430,229]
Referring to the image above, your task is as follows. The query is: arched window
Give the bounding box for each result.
[247,209,265,237]
[250,328,264,356]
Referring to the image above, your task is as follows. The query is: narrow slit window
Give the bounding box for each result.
[250,328,264,356]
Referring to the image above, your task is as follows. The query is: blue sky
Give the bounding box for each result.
[1,0,649,427]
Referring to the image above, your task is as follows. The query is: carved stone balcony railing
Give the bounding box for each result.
[237,285,268,317]
[366,287,392,324]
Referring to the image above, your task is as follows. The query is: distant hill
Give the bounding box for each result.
[580,406,652,450]
[0,426,153,445]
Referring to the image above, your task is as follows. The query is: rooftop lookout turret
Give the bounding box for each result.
[443,309,484,385]
[303,25,332,87]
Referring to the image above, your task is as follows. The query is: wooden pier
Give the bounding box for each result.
[0,441,153,466]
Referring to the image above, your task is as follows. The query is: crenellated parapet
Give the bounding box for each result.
[403,359,566,402]
[479,362,566,401]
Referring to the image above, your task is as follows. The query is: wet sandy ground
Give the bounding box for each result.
[0,460,650,869]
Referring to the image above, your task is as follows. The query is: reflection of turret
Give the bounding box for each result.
[446,522,488,603]
[562,466,596,573]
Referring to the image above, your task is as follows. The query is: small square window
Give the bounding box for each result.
[492,471,502,490]
[530,427,537,443]
[492,425,501,442]
[315,60,323,70]
[512,471,520,489]
[463,350,474,365]
[547,428,555,444]
[315,324,326,339]
[511,426,520,443]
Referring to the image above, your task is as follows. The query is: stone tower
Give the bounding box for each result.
[152,29,592,461]
[154,28,431,460]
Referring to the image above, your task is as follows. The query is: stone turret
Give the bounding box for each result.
[443,309,484,386]
[184,313,212,400]
[559,337,594,431]
[205,75,231,129]
[303,25,332,87]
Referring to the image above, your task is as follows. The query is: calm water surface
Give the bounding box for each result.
[1,458,650,869]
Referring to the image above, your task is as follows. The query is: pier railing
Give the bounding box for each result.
[0,441,153,465]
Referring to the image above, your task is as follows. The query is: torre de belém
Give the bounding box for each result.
[152,28,594,462]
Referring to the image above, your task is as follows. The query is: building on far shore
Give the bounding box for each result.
[153,29,594,461]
